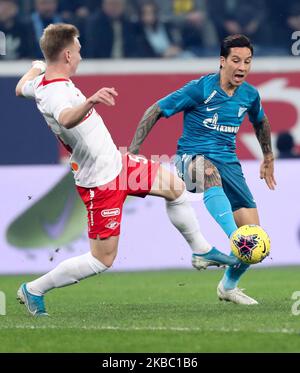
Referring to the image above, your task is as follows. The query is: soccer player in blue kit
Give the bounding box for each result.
[129,34,276,305]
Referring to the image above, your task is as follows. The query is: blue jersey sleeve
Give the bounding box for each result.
[248,91,265,124]
[157,79,204,118]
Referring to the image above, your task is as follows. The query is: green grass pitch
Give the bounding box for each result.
[0,266,300,352]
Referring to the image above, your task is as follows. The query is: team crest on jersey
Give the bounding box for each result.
[105,220,120,230]
[238,107,247,117]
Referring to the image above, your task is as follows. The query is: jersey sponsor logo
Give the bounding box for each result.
[238,107,248,117]
[101,208,120,217]
[203,113,219,126]
[206,106,220,112]
[203,114,239,134]
[105,220,120,230]
[204,90,217,104]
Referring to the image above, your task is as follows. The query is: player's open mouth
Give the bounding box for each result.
[233,73,245,83]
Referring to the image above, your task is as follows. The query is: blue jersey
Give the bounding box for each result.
[158,73,265,163]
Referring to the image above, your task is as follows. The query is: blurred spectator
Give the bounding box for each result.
[1,0,298,59]
[58,0,104,20]
[135,0,219,54]
[267,0,299,53]
[148,0,210,22]
[276,132,300,159]
[30,0,63,58]
[135,0,191,58]
[58,1,91,21]
[279,2,300,55]
[16,0,31,16]
[287,3,300,31]
[208,0,271,52]
[0,0,34,59]
[86,0,137,58]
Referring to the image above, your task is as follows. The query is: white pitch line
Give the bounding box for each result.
[0,325,299,335]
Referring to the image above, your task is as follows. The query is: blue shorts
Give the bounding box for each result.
[175,154,257,212]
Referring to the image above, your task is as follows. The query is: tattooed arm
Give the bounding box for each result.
[129,103,163,154]
[253,115,277,190]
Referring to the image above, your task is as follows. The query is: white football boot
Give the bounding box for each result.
[217,281,258,305]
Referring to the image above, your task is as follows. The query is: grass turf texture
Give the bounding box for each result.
[0,266,299,352]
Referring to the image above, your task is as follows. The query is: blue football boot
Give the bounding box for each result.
[192,247,240,270]
[17,283,49,317]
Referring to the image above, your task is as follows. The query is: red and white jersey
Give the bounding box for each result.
[22,75,122,187]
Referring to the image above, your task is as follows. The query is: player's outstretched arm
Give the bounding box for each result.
[15,61,46,97]
[129,103,162,154]
[59,87,118,129]
[253,115,277,190]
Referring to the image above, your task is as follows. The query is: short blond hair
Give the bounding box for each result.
[40,23,79,62]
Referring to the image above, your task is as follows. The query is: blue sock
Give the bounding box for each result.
[222,252,250,290]
[204,186,237,238]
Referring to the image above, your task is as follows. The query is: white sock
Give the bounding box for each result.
[27,252,108,296]
[166,191,212,254]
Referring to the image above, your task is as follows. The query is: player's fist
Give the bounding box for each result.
[32,60,46,74]
[88,87,118,106]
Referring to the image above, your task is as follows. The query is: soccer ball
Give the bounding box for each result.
[230,224,271,264]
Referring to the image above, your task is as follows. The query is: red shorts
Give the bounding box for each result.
[76,153,160,239]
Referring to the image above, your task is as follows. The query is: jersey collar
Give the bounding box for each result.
[215,72,241,98]
[38,75,70,87]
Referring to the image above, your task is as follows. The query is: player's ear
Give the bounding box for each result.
[220,56,225,69]
[65,49,71,63]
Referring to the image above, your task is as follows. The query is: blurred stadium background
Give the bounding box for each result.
[0,0,300,353]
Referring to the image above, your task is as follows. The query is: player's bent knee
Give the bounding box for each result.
[171,175,185,198]
[91,252,116,268]
[164,174,185,201]
[93,253,115,268]
[187,156,206,193]
[90,236,119,268]
[150,166,185,200]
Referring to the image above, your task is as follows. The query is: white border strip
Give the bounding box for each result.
[1,324,299,335]
[1,57,300,76]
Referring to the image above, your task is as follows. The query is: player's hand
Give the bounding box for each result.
[31,60,46,74]
[88,87,118,106]
[260,154,277,190]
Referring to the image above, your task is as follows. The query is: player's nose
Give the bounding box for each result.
[238,62,247,71]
